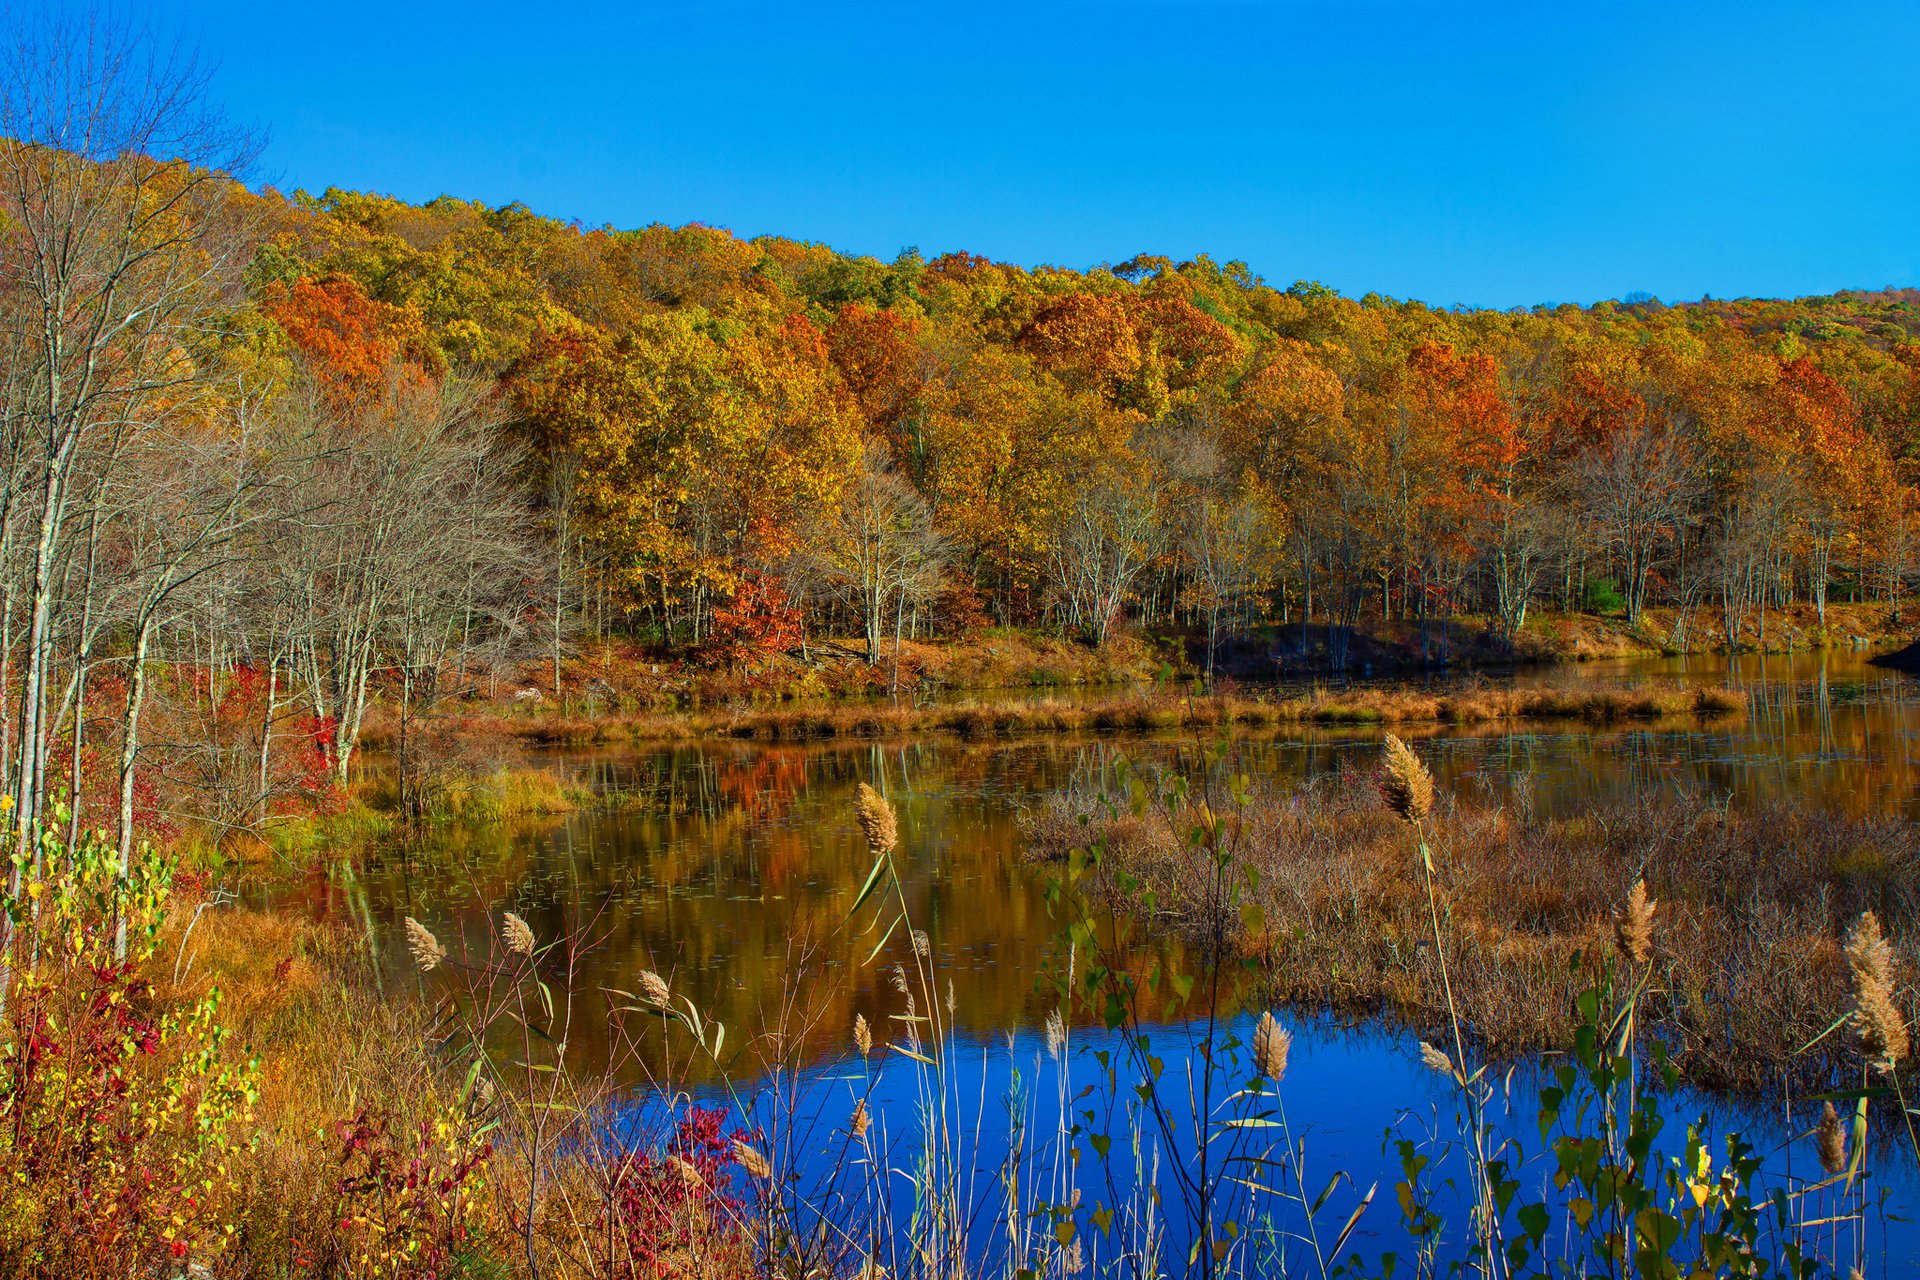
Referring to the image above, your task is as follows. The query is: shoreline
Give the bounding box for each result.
[371,602,1903,753]
[362,681,1748,751]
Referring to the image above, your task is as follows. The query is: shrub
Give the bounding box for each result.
[1584,575,1628,615]
[0,823,257,1277]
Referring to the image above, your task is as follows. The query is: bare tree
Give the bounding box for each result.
[802,443,945,675]
[1048,450,1167,648]
[1184,494,1271,682]
[1576,421,1697,626]
[0,13,256,984]
[264,371,537,796]
[1705,466,1797,652]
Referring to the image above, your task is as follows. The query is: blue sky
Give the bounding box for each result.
[124,0,1920,308]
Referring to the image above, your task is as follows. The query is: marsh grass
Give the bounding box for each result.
[367,681,1745,753]
[1023,765,1919,1095]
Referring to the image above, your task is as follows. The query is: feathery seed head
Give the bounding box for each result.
[1380,734,1434,824]
[1045,1009,1067,1062]
[850,1099,871,1140]
[638,969,671,1006]
[853,1012,873,1057]
[1613,880,1657,966]
[1845,911,1908,1072]
[1817,1101,1847,1176]
[1418,1040,1455,1079]
[501,911,535,957]
[734,1140,772,1179]
[404,917,445,973]
[1253,1011,1291,1083]
[855,782,898,855]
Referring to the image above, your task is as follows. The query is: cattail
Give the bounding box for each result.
[1845,911,1908,1073]
[855,782,898,855]
[404,917,445,973]
[1253,1012,1291,1083]
[853,1013,873,1057]
[1418,1040,1455,1079]
[850,1099,871,1139]
[734,1140,772,1179]
[501,911,535,957]
[1612,880,1656,966]
[1380,734,1434,825]
[912,929,932,959]
[638,969,671,1006]
[1816,1101,1847,1176]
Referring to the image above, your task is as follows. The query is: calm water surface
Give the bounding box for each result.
[274,651,1920,1270]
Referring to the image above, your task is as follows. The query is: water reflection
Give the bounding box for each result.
[278,652,1920,1066]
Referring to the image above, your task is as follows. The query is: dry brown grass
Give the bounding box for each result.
[143,895,471,1275]
[1023,774,1916,1093]
[392,681,1744,752]
[147,894,765,1279]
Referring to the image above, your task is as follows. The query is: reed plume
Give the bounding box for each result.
[855,782,898,854]
[668,1155,705,1188]
[850,1099,871,1140]
[1844,911,1908,1073]
[638,969,671,1006]
[1380,734,1433,824]
[1046,1009,1066,1062]
[853,1012,873,1057]
[501,911,535,957]
[1817,1101,1847,1176]
[1253,1011,1291,1083]
[734,1140,772,1179]
[1612,880,1656,965]
[403,917,445,973]
[1418,1040,1454,1078]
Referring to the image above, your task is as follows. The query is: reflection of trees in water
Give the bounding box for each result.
[282,653,1920,1081]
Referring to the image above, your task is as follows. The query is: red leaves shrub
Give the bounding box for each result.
[0,847,255,1275]
[597,1106,753,1279]
[706,571,804,671]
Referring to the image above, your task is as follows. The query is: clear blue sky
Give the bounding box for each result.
[125,0,1920,308]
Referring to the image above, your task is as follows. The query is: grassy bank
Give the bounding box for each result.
[367,681,1745,751]
[535,604,1907,716]
[1023,762,1914,1094]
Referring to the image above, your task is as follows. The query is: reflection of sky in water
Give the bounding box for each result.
[633,1013,1920,1275]
[279,651,1920,1270]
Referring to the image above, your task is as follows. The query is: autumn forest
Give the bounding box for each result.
[275,191,1920,662]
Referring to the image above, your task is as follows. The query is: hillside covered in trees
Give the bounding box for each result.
[267,189,1920,653]
[9,125,1920,847]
